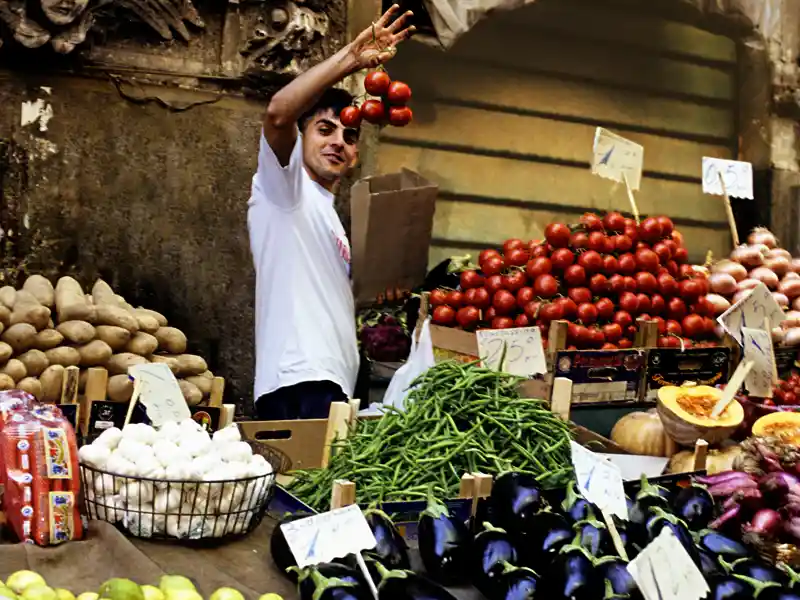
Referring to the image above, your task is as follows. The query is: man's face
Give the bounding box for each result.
[302,108,359,189]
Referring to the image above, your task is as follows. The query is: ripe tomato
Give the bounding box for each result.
[577,303,599,324]
[596,297,615,320]
[680,279,703,302]
[618,338,634,349]
[636,248,660,273]
[479,249,501,264]
[667,297,687,321]
[665,319,682,336]
[551,248,575,271]
[678,264,694,280]
[785,392,799,405]
[570,232,589,250]
[361,99,386,124]
[588,232,607,252]
[504,270,527,292]
[578,250,603,274]
[364,70,391,95]
[673,247,689,264]
[590,274,609,295]
[653,316,666,333]
[493,289,517,314]
[589,328,606,348]
[556,297,578,319]
[703,317,716,336]
[580,213,604,231]
[638,217,663,243]
[622,276,638,293]
[658,335,680,348]
[691,297,712,318]
[524,300,542,320]
[666,260,679,277]
[658,274,679,297]
[534,274,559,298]
[491,316,514,329]
[485,275,505,295]
[671,229,685,247]
[635,272,658,294]
[619,292,639,313]
[650,294,666,315]
[624,225,639,243]
[608,274,625,295]
[484,307,497,322]
[568,287,592,305]
[601,342,618,350]
[460,270,484,289]
[603,255,619,275]
[567,323,582,344]
[526,258,552,279]
[481,256,505,276]
[636,294,652,314]
[388,106,413,127]
[339,106,362,128]
[445,290,463,307]
[602,322,623,343]
[515,313,531,328]
[612,234,633,253]
[656,216,674,236]
[652,242,672,263]
[432,305,456,325]
[618,253,637,275]
[503,239,525,254]
[517,286,535,307]
[430,289,448,306]
[465,287,490,309]
[545,223,571,248]
[564,265,587,287]
[539,302,564,323]
[613,310,634,329]
[387,81,412,105]
[603,211,626,232]
[530,244,549,259]
[456,306,480,329]
[682,314,705,338]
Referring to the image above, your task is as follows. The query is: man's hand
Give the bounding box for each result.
[347,4,415,72]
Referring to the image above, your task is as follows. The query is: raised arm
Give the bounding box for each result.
[263,3,415,166]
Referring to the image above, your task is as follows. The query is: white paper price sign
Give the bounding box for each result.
[742,326,775,397]
[717,282,785,346]
[129,363,190,427]
[702,157,754,200]
[627,528,709,600]
[570,441,628,520]
[591,128,644,191]
[280,504,377,568]
[476,326,547,377]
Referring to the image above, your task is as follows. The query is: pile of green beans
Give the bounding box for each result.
[287,360,574,511]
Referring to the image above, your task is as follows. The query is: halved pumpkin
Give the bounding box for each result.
[657,383,744,446]
[752,412,800,445]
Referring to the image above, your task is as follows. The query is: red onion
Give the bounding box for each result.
[750,267,780,289]
[768,248,792,261]
[709,478,759,497]
[732,290,751,304]
[748,227,778,248]
[738,278,761,291]
[744,509,782,537]
[784,272,800,281]
[779,278,800,299]
[696,471,756,485]
[710,504,742,530]
[731,245,765,268]
[722,488,762,510]
[760,471,800,497]
[709,273,738,296]
[785,517,800,543]
[765,255,791,276]
[773,292,790,308]
[712,260,748,282]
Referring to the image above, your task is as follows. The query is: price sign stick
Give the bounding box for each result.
[123,376,142,428]
[711,359,753,418]
[718,172,740,247]
[622,172,641,225]
[355,553,379,600]
[764,317,778,386]
[601,507,629,561]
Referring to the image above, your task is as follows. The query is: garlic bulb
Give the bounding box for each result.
[212,425,241,445]
[79,444,111,469]
[94,427,123,450]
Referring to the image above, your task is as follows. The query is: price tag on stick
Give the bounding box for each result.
[592,128,644,191]
[476,327,547,377]
[702,157,754,200]
[570,441,628,520]
[742,326,775,397]
[128,363,190,427]
[717,282,785,346]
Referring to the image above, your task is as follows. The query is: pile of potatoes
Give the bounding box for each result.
[0,275,215,406]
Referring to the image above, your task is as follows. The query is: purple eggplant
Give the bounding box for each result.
[364,509,411,570]
[417,493,470,585]
[539,541,602,600]
[697,531,749,560]
[573,518,611,557]
[646,508,700,567]
[561,481,597,523]
[697,548,724,579]
[490,472,546,531]
[491,562,540,600]
[302,570,371,600]
[520,510,571,567]
[635,474,671,510]
[704,575,754,600]
[726,558,790,587]
[470,523,520,596]
[596,556,641,599]
[672,484,714,531]
[294,564,365,600]
[373,563,457,600]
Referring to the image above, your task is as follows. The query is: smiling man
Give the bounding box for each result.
[248,5,415,420]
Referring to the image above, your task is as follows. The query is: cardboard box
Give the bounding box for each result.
[350,169,438,306]
[643,347,731,402]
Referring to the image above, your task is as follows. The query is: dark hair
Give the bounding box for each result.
[298,87,356,132]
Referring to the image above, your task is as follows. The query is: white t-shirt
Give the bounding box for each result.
[247,131,359,402]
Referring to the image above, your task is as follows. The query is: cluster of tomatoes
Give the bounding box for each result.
[430,211,721,350]
[761,372,800,406]
[339,70,413,129]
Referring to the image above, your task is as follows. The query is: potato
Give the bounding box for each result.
[125,331,158,356]
[107,353,148,375]
[150,354,179,374]
[10,290,51,331]
[135,307,167,327]
[178,380,203,407]
[18,349,48,377]
[23,275,55,307]
[198,370,213,379]
[0,373,14,390]
[154,327,187,354]
[134,314,159,334]
[175,354,208,377]
[91,279,116,305]
[34,329,64,351]
[186,375,212,396]
[0,305,10,328]
[78,339,113,367]
[96,304,138,333]
[17,377,42,400]
[0,342,12,365]
[85,294,94,305]
[56,277,92,322]
[44,347,81,367]
[115,295,131,309]
[56,320,95,344]
[107,374,134,402]
[40,364,65,403]
[95,325,131,351]
[2,323,36,353]
[1,359,26,382]
[0,286,16,310]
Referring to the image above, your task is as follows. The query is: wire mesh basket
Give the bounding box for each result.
[79,440,290,542]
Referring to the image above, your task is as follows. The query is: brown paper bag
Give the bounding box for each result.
[350,169,438,305]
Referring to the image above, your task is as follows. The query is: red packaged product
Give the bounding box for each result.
[1,404,83,545]
[0,390,35,502]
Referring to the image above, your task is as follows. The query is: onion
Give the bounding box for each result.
[705,294,731,315]
[786,327,800,347]
[764,255,790,277]
[772,327,786,344]
[784,311,800,327]
[708,273,737,296]
[731,245,764,268]
[784,272,800,282]
[795,297,800,312]
[792,259,800,274]
[738,278,761,291]
[780,278,800,299]
[732,290,751,304]
[772,291,789,308]
[748,226,778,249]
[744,509,782,537]
[767,248,792,261]
[749,267,780,289]
[712,260,748,282]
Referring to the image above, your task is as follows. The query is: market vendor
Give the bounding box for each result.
[249,5,415,420]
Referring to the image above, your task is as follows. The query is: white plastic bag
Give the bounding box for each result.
[382,318,435,411]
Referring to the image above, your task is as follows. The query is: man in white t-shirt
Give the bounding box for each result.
[248,4,415,420]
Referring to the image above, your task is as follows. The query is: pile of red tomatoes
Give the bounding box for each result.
[339,69,413,128]
[430,212,721,350]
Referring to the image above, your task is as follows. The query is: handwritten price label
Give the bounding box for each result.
[628,528,709,600]
[280,504,377,568]
[570,442,628,520]
[702,157,754,200]
[476,327,547,377]
[717,283,785,346]
[742,326,775,397]
[591,128,644,191]
[129,363,190,427]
